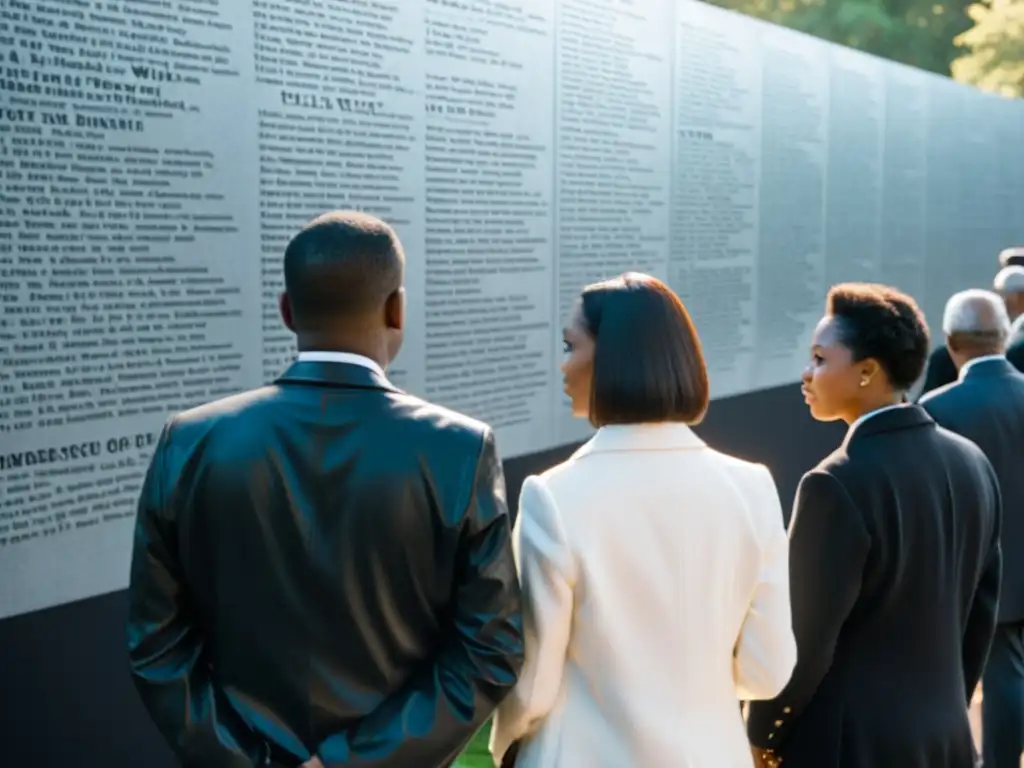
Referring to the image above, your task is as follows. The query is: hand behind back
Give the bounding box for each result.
[751,746,784,768]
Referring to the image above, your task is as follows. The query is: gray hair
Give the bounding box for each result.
[942,289,1010,343]
[994,265,1024,295]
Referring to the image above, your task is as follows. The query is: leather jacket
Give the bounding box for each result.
[126,360,524,766]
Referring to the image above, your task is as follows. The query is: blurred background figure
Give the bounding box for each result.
[491,273,796,768]
[748,284,1001,768]
[994,265,1024,349]
[999,247,1024,269]
[921,289,1024,768]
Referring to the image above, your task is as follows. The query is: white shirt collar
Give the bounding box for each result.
[959,353,1006,380]
[296,351,387,380]
[848,402,908,436]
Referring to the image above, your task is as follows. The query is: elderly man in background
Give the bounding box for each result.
[921,289,1024,768]
[918,263,1024,397]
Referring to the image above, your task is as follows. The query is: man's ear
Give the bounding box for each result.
[384,287,405,331]
[945,333,959,355]
[279,291,295,332]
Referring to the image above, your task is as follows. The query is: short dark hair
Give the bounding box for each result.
[283,211,404,326]
[826,283,930,391]
[580,273,709,427]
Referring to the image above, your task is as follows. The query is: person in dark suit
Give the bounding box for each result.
[921,335,1024,396]
[918,266,1024,397]
[921,288,1024,768]
[126,211,524,768]
[748,283,1002,768]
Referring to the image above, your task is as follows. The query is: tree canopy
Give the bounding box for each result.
[708,0,1024,97]
[951,0,1024,97]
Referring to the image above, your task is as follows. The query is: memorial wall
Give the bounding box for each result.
[1,0,1022,619]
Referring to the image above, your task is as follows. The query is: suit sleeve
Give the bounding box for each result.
[317,429,524,768]
[747,471,870,752]
[126,422,266,767]
[962,464,1002,702]
[734,467,797,701]
[489,475,576,763]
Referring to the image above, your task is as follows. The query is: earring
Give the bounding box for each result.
[860,378,869,388]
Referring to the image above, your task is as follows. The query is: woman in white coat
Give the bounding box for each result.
[489,273,797,768]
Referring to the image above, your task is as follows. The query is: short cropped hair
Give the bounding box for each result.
[999,247,1024,268]
[580,273,709,427]
[826,283,930,392]
[283,211,404,325]
[994,265,1024,295]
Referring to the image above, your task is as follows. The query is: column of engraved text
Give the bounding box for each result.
[423,0,555,440]
[555,0,671,322]
[0,1,247,546]
[253,0,422,385]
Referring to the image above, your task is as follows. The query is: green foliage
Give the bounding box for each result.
[707,0,977,76]
[951,0,1024,96]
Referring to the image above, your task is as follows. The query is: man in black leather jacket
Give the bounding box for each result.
[126,210,524,767]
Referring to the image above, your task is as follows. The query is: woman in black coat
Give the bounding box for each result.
[747,283,1002,768]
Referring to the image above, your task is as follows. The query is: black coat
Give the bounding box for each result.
[922,356,1024,623]
[748,405,1001,767]
[126,360,524,767]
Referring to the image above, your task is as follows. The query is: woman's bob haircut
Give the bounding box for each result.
[579,272,710,427]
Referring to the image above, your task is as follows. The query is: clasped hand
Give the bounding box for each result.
[750,746,782,768]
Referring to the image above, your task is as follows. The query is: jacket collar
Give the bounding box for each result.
[573,422,705,460]
[841,403,933,450]
[275,360,402,394]
[296,350,386,377]
[959,355,1016,381]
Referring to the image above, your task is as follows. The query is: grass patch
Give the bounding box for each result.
[454,721,492,768]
